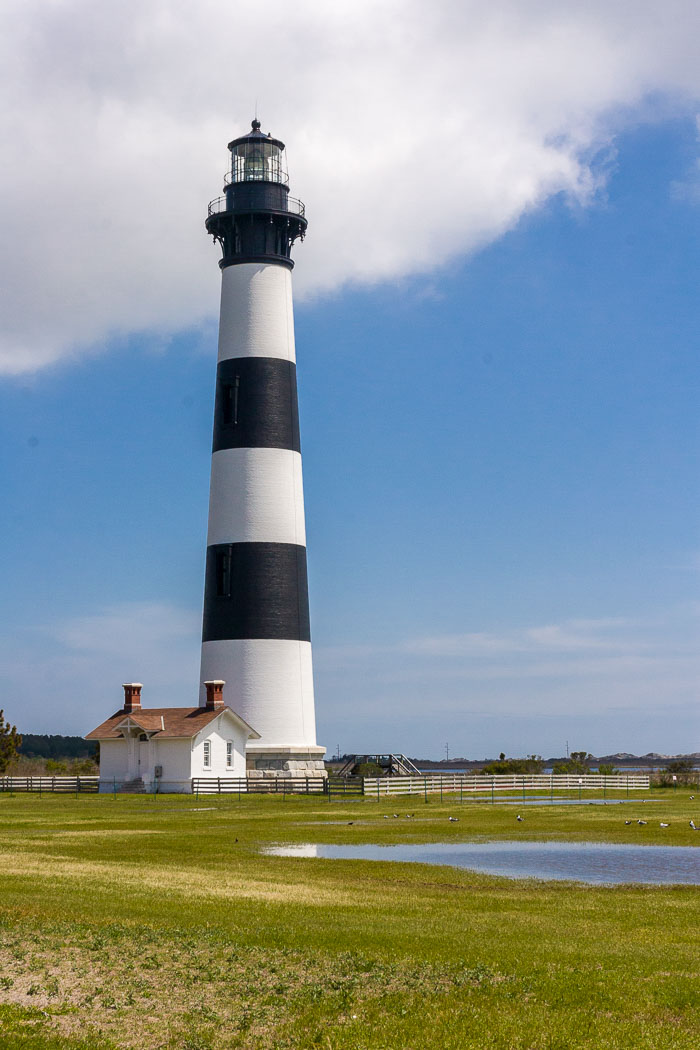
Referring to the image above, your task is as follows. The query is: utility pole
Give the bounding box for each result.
[445,742,450,763]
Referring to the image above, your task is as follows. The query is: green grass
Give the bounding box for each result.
[0,789,697,1049]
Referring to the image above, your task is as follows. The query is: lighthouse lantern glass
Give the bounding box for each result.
[232,140,287,184]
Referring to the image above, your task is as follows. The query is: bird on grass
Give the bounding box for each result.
[392,813,399,818]
[516,814,524,822]
[689,796,695,800]
[690,820,699,830]
[638,819,647,825]
[383,815,389,819]
[347,821,354,826]
[448,816,459,822]
[624,820,633,825]
[660,822,670,828]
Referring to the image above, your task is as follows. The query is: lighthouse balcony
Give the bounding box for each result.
[207,194,306,220]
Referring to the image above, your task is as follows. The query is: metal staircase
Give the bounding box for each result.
[335,754,422,777]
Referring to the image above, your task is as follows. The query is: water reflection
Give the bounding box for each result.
[264,841,700,885]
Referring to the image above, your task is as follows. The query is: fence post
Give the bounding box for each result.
[113,777,117,800]
[522,776,526,803]
[376,779,380,802]
[440,778,443,804]
[492,778,495,805]
[424,777,428,804]
[626,775,629,799]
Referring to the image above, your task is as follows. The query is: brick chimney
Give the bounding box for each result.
[204,680,225,710]
[123,683,143,713]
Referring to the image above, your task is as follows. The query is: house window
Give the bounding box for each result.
[203,740,211,769]
[226,741,233,768]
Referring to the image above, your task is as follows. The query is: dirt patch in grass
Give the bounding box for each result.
[0,918,506,1050]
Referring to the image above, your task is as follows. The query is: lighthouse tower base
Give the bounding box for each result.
[246,745,327,779]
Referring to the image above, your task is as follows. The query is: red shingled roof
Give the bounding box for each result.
[85,706,259,740]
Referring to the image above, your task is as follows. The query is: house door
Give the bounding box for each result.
[127,734,139,780]
[139,739,150,782]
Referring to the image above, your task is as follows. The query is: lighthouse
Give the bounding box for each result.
[199,120,325,779]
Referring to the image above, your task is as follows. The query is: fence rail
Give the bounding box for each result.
[0,773,651,797]
[0,776,99,793]
[362,774,650,796]
[192,777,327,795]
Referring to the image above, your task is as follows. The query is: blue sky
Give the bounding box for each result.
[1,3,699,758]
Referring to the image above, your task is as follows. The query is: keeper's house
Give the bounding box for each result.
[86,681,259,792]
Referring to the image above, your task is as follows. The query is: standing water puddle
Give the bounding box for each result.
[264,841,700,885]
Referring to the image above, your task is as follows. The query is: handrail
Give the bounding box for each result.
[223,170,289,187]
[207,195,305,219]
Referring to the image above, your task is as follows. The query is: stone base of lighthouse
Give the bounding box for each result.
[246,745,327,779]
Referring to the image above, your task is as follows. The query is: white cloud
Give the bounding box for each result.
[314,608,700,754]
[0,601,201,733]
[1,1,700,373]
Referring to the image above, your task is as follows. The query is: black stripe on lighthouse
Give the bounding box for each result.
[213,357,300,453]
[202,542,310,642]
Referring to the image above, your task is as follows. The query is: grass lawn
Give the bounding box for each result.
[0,788,697,1049]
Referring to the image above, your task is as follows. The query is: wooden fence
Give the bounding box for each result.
[0,776,99,793]
[192,777,328,795]
[0,773,651,798]
[362,773,650,797]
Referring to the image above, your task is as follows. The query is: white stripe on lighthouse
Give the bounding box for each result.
[218,263,295,363]
[199,638,316,746]
[206,447,306,546]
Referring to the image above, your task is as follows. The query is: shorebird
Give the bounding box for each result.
[516,814,524,822]
[660,822,670,827]
[347,821,354,826]
[689,796,695,800]
[392,814,399,818]
[690,820,699,830]
[448,816,459,822]
[624,820,632,825]
[637,819,647,825]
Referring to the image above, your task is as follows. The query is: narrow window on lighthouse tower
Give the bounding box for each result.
[215,548,231,598]
[221,377,240,426]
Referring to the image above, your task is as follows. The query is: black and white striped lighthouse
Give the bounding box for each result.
[199,120,325,778]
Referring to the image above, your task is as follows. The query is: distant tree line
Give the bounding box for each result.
[481,753,546,775]
[18,734,96,761]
